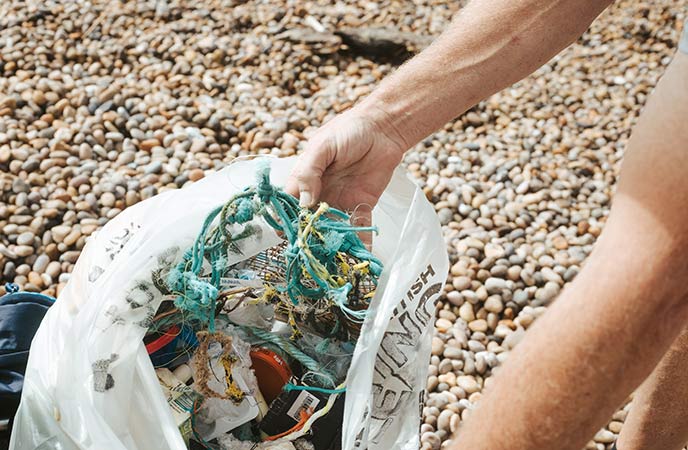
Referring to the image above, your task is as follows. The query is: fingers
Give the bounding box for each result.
[285,137,333,208]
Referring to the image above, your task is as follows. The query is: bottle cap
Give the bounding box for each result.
[250,347,292,404]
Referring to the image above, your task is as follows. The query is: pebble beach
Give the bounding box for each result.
[0,1,686,449]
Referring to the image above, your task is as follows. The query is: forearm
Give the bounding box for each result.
[357,0,612,148]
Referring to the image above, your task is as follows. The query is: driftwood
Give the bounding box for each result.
[276,26,434,60]
[337,27,434,56]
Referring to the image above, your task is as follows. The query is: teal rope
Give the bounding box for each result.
[242,326,336,388]
[283,383,346,395]
[167,161,383,334]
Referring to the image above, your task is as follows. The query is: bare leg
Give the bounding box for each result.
[616,326,688,450]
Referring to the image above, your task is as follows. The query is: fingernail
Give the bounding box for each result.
[299,191,313,207]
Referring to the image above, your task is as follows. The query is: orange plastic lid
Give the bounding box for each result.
[250,348,292,404]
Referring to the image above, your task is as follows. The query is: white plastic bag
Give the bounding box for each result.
[11,156,448,450]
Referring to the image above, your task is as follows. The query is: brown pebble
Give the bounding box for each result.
[140,139,160,152]
[28,272,44,288]
[552,236,569,250]
[189,169,205,182]
[45,243,59,260]
[61,251,81,264]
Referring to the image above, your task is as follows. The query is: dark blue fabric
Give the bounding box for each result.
[0,292,53,421]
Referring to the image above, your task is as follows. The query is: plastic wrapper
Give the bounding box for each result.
[190,329,260,442]
[217,435,297,450]
[10,157,448,450]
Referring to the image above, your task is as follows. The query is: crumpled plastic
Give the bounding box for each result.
[217,434,296,450]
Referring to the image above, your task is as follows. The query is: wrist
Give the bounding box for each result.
[351,95,417,156]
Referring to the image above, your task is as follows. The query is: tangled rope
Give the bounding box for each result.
[166,161,383,334]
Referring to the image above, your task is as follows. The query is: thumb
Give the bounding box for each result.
[285,139,332,207]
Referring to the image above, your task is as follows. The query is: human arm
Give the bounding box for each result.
[449,51,688,450]
[286,0,614,208]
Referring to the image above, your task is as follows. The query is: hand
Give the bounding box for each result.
[285,106,408,215]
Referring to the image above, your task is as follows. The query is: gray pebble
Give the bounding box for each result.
[16,232,34,246]
[32,254,50,273]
